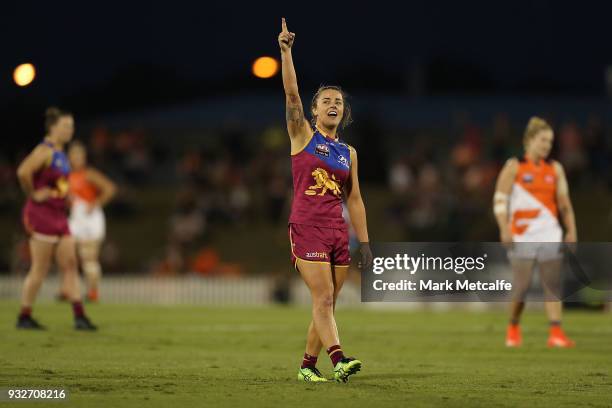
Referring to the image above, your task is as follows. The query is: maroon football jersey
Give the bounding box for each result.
[28,141,71,211]
[289,129,351,229]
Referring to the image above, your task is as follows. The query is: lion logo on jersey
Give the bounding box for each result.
[52,177,70,198]
[306,168,341,197]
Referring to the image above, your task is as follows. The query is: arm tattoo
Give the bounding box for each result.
[286,104,304,124]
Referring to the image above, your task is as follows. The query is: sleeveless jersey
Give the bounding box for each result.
[509,156,561,241]
[289,129,351,229]
[29,141,71,211]
[69,169,98,204]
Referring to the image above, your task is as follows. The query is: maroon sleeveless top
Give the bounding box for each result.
[289,129,351,229]
[27,141,71,211]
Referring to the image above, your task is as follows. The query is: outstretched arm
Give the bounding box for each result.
[346,147,372,268]
[279,18,310,152]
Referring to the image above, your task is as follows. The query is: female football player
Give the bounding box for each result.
[493,117,577,348]
[17,107,97,330]
[279,18,372,382]
[61,141,116,302]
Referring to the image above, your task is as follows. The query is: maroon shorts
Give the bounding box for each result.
[23,200,70,242]
[289,223,350,268]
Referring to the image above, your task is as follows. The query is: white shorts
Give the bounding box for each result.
[69,200,106,242]
[510,225,563,262]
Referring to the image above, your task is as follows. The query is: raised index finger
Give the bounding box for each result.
[281,17,288,33]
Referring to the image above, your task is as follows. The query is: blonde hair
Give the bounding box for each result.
[523,116,552,148]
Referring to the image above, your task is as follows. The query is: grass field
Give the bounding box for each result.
[1,302,611,407]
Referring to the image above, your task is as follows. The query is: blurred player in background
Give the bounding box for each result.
[279,18,373,382]
[493,117,577,348]
[16,107,97,330]
[58,141,116,302]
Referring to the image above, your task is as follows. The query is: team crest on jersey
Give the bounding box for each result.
[337,155,349,168]
[522,173,534,183]
[56,177,69,198]
[305,168,341,197]
[315,143,330,157]
[544,174,555,184]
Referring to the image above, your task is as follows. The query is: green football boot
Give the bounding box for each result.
[333,358,362,383]
[297,366,328,382]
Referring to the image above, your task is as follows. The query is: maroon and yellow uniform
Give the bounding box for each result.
[22,142,71,241]
[289,128,351,267]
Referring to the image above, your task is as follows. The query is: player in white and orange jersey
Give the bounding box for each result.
[493,117,577,348]
[62,141,116,302]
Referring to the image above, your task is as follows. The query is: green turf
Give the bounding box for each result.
[0,302,611,407]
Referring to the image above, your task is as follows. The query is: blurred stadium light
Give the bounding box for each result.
[252,56,279,79]
[13,63,36,87]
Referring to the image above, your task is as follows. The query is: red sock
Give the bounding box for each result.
[550,321,563,335]
[19,306,32,318]
[72,301,84,318]
[327,345,345,366]
[301,353,318,369]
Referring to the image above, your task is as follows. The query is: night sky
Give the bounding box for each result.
[2,1,612,110]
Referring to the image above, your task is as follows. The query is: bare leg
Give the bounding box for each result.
[55,236,82,302]
[305,265,349,356]
[297,260,338,350]
[509,258,535,323]
[539,258,563,322]
[58,263,70,299]
[78,240,102,295]
[21,239,55,308]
